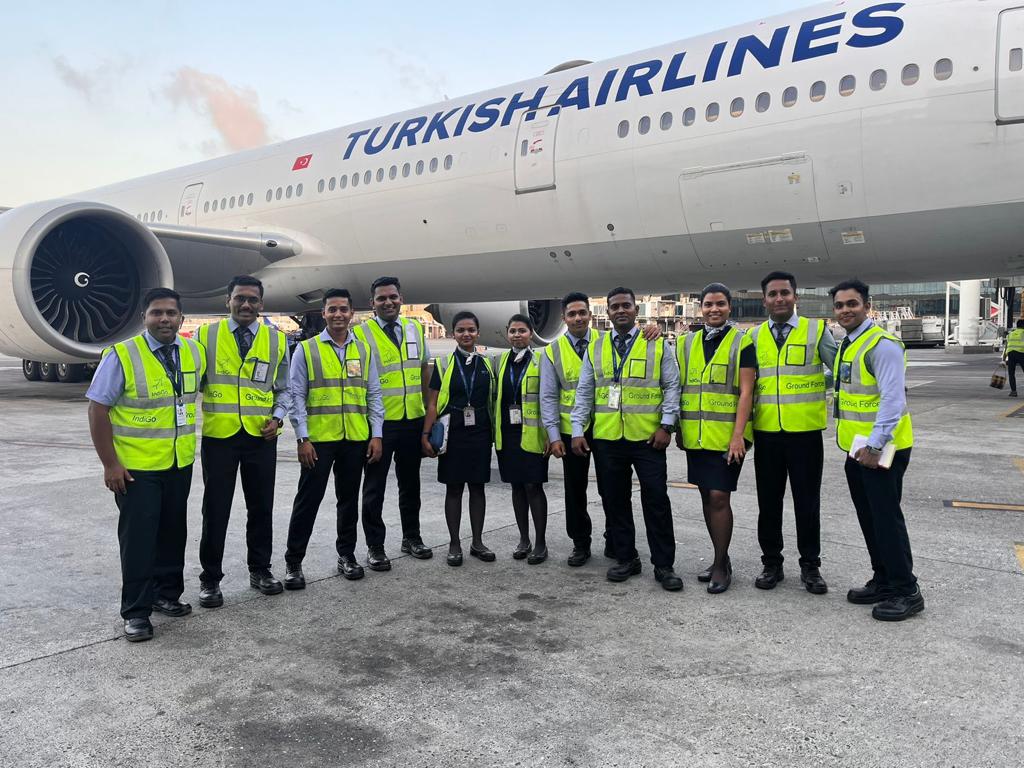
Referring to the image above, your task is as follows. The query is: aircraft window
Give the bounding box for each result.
[444,154,453,170]
[318,179,325,194]
[705,102,720,122]
[870,69,887,90]
[285,185,293,199]
[327,177,336,192]
[158,210,164,221]
[402,162,411,177]
[902,63,920,85]
[363,170,372,185]
[617,119,629,138]
[429,157,439,173]
[376,168,384,182]
[638,116,651,135]
[266,190,273,203]
[755,92,770,113]
[247,193,253,206]
[840,75,856,96]
[212,201,218,212]
[339,175,348,189]
[782,86,798,107]
[229,197,235,209]
[275,187,282,200]
[204,201,210,213]
[730,98,744,117]
[659,111,673,130]
[296,183,303,197]
[682,107,696,126]
[352,172,359,187]
[143,212,149,222]
[389,165,397,180]
[1011,49,1023,73]
[520,139,528,156]
[220,197,227,210]
[934,58,953,80]
[810,81,826,102]
[416,160,425,175]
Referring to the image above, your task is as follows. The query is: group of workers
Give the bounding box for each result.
[87,271,924,643]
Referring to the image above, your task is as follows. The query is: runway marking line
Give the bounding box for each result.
[944,500,1024,513]
[634,480,697,489]
[1015,458,1024,477]
[1015,544,1024,571]
[1003,402,1024,418]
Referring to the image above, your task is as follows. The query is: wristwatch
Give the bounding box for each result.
[865,444,883,455]
[297,437,310,444]
[272,416,284,428]
[660,423,677,434]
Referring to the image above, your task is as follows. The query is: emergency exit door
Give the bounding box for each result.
[178,183,203,225]
[514,109,559,193]
[997,8,1024,123]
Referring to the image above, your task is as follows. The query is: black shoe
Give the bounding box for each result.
[401,538,434,559]
[847,580,895,605]
[654,566,684,591]
[527,546,548,565]
[249,568,284,595]
[1010,391,1018,397]
[446,550,464,567]
[512,540,531,560]
[469,545,496,562]
[697,565,713,583]
[366,547,392,572]
[152,597,192,617]
[124,617,154,643]
[707,559,732,594]
[872,588,925,621]
[198,581,223,609]
[606,558,642,582]
[283,565,306,590]
[567,547,591,567]
[755,564,785,590]
[800,566,828,595]
[337,555,365,580]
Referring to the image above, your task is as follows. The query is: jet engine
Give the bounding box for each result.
[427,299,564,348]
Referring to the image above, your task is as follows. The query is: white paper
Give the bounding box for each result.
[848,434,895,469]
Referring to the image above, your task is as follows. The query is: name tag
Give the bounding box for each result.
[786,346,807,366]
[710,364,729,385]
[840,362,852,384]
[175,401,189,427]
[251,361,269,384]
[406,341,419,359]
[608,384,621,409]
[182,371,198,394]
[628,359,647,379]
[346,359,363,378]
[509,407,522,425]
[463,407,476,426]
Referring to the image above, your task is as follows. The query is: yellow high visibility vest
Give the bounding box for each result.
[591,331,664,442]
[493,349,545,454]
[199,319,286,438]
[678,327,753,452]
[834,324,914,452]
[302,335,370,442]
[353,318,426,420]
[435,352,495,417]
[545,331,603,435]
[108,334,205,471]
[750,317,827,432]
[1006,328,1024,355]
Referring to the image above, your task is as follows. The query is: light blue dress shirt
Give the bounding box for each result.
[540,329,592,443]
[841,319,907,449]
[224,317,291,422]
[86,330,181,406]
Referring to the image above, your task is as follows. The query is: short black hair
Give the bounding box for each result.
[370,276,401,295]
[700,282,732,305]
[606,286,636,303]
[829,278,870,302]
[451,310,479,331]
[561,291,590,310]
[322,288,352,307]
[760,270,797,294]
[142,287,181,311]
[506,313,535,332]
[227,275,264,298]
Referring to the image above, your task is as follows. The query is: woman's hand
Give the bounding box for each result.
[421,434,437,458]
[726,435,746,465]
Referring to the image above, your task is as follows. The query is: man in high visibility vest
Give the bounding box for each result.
[570,287,683,591]
[1003,318,1024,396]
[197,275,291,608]
[353,276,432,569]
[831,278,923,622]
[749,271,837,595]
[87,288,206,642]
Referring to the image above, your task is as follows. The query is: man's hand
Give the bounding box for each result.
[366,437,383,464]
[550,440,566,459]
[261,417,282,440]
[648,426,671,450]
[421,435,437,458]
[854,447,881,470]
[104,462,134,495]
[641,323,661,341]
[726,435,746,465]
[297,440,318,469]
[571,436,590,457]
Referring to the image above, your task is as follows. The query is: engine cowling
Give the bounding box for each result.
[427,299,564,348]
[0,200,172,362]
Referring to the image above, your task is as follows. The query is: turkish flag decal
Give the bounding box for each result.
[292,154,312,171]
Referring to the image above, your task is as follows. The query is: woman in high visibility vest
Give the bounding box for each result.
[676,283,756,593]
[494,314,550,564]
[422,311,497,566]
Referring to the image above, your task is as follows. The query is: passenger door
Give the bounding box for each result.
[514,109,559,193]
[997,8,1024,123]
[178,183,203,225]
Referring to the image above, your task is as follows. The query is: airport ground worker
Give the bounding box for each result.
[86,288,206,642]
[831,279,923,622]
[1004,319,1024,397]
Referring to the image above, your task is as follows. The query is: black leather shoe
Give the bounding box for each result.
[152,597,192,617]
[469,544,496,562]
[249,568,284,595]
[872,588,925,621]
[198,581,223,609]
[654,566,684,591]
[527,546,548,565]
[283,565,305,590]
[512,540,531,560]
[707,560,732,594]
[124,617,154,642]
[755,564,785,590]
[446,550,463,567]
[800,566,828,595]
[697,565,713,583]
[366,547,392,572]
[401,538,434,559]
[607,558,642,582]
[847,580,894,604]
[567,547,591,567]
[337,555,365,580]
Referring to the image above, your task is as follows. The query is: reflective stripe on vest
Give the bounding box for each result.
[834,325,914,452]
[545,331,602,435]
[750,317,827,432]
[493,350,545,453]
[1006,329,1024,355]
[353,318,426,421]
[199,319,285,438]
[435,353,495,417]
[592,332,664,442]
[678,327,753,452]
[109,335,204,471]
[303,336,370,442]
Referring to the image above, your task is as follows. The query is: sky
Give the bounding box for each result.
[0,0,814,206]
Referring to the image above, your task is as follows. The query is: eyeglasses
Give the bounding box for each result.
[231,295,261,305]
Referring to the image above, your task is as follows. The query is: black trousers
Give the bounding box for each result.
[754,429,824,568]
[561,430,600,548]
[199,431,277,583]
[592,439,675,567]
[115,466,192,619]
[285,440,367,564]
[844,448,917,595]
[1008,351,1024,392]
[361,417,423,545]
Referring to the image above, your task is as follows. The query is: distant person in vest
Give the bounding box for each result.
[1003,318,1024,397]
[354,276,433,567]
[284,289,383,586]
[831,279,923,621]
[571,287,683,591]
[86,288,206,642]
[748,271,837,595]
[421,311,497,566]
[196,275,291,608]
[494,314,549,564]
[676,283,755,594]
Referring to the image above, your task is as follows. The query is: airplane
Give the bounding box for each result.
[1,0,1023,381]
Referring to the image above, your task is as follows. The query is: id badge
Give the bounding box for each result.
[346,359,363,378]
[175,401,188,427]
[509,407,523,425]
[463,407,476,426]
[785,346,807,366]
[608,384,621,409]
[251,361,269,384]
[406,341,419,360]
[840,362,852,384]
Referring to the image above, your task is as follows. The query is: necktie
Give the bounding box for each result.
[386,321,402,348]
[158,345,178,375]
[575,337,587,358]
[774,323,790,348]
[614,333,628,359]
[234,326,253,359]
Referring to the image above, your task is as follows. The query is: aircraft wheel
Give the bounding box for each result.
[56,363,85,383]
[22,360,41,381]
[38,362,59,382]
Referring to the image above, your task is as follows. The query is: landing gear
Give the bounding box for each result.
[22,360,40,381]
[38,362,58,382]
[56,363,85,383]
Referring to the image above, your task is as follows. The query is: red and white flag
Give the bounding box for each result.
[292,154,312,171]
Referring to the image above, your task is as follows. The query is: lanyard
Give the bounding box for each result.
[508,351,530,404]
[152,345,183,398]
[609,332,637,383]
[454,354,478,405]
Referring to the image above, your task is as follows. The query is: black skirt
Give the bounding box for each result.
[686,448,745,492]
[496,425,549,484]
[438,420,492,485]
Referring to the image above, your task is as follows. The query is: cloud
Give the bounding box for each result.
[163,67,270,152]
[52,56,96,101]
[375,48,449,104]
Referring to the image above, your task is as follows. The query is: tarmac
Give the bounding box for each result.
[0,347,1021,767]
